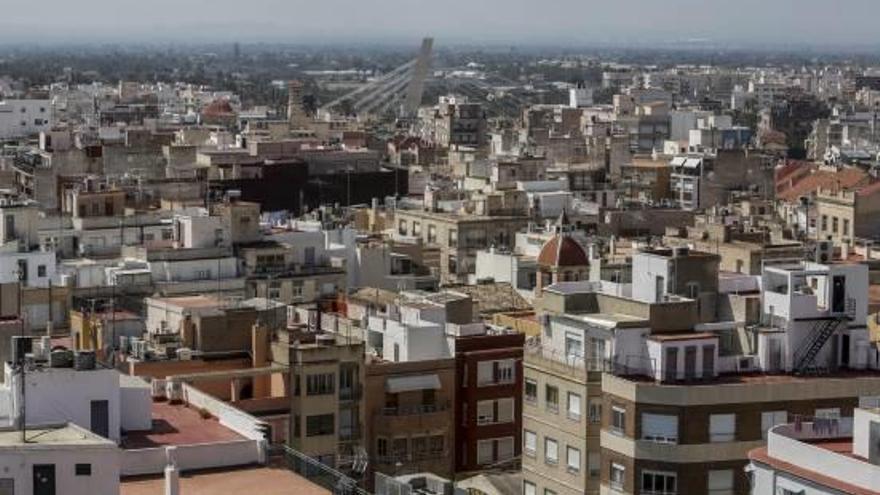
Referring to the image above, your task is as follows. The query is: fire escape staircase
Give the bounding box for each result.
[792,299,855,375]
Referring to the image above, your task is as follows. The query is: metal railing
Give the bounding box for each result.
[282,446,370,495]
[380,402,449,417]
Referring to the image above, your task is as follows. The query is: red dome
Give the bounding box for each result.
[537,235,588,267]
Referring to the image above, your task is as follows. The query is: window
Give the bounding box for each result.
[412,221,422,236]
[567,392,582,421]
[477,439,494,465]
[641,413,678,444]
[37,265,46,278]
[305,414,334,437]
[523,481,536,495]
[707,469,734,495]
[497,437,514,461]
[525,379,538,404]
[843,218,850,236]
[477,437,514,465]
[611,405,626,434]
[427,224,437,243]
[709,413,736,442]
[566,446,580,474]
[524,430,537,457]
[815,408,840,419]
[610,463,626,490]
[306,373,335,395]
[564,333,583,362]
[477,359,514,385]
[641,470,677,495]
[448,229,458,247]
[821,215,828,231]
[495,360,515,383]
[832,217,839,234]
[545,385,559,413]
[761,411,787,439]
[377,438,388,457]
[860,396,880,408]
[544,438,558,465]
[544,490,557,495]
[588,399,602,424]
[392,438,408,458]
[75,463,92,476]
[588,452,600,479]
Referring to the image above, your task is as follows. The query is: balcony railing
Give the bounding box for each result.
[339,384,363,402]
[282,446,369,495]
[338,424,362,442]
[381,402,449,417]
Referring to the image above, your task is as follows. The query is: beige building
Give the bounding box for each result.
[815,184,880,247]
[273,326,366,474]
[239,241,346,304]
[394,209,529,284]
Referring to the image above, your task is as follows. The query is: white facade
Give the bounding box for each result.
[750,408,880,495]
[760,262,873,373]
[0,423,120,495]
[175,213,228,249]
[0,99,54,139]
[0,246,57,288]
[0,363,151,444]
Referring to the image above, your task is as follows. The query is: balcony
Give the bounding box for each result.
[338,424,362,442]
[339,384,362,402]
[381,402,449,417]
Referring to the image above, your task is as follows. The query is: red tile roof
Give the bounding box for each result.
[776,165,870,202]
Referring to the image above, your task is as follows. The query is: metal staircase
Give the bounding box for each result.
[793,299,855,374]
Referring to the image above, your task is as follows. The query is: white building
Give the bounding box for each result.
[760,261,873,373]
[0,350,152,444]
[0,99,54,139]
[364,290,484,361]
[749,407,880,495]
[0,423,120,495]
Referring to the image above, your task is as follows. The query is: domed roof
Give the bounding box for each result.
[537,235,589,267]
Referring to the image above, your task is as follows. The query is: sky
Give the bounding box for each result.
[2,0,879,47]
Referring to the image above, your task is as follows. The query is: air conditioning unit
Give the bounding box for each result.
[738,356,757,372]
[814,240,833,263]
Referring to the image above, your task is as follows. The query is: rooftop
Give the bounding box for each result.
[121,401,243,449]
[0,423,115,448]
[121,465,329,495]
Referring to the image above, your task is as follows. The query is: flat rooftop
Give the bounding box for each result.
[121,401,243,449]
[121,465,330,495]
[621,369,880,386]
[0,423,114,447]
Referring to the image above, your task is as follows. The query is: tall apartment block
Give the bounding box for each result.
[523,255,880,495]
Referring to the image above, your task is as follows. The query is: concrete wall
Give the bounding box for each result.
[0,440,119,495]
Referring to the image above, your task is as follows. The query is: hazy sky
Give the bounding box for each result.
[2,0,879,46]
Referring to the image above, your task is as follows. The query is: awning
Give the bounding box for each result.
[385,374,441,393]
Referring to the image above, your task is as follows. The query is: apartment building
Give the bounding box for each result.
[394,209,529,284]
[456,330,525,474]
[523,257,880,495]
[749,406,880,495]
[814,183,880,247]
[356,288,524,476]
[239,239,346,305]
[631,247,720,323]
[276,326,366,473]
[364,358,456,485]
